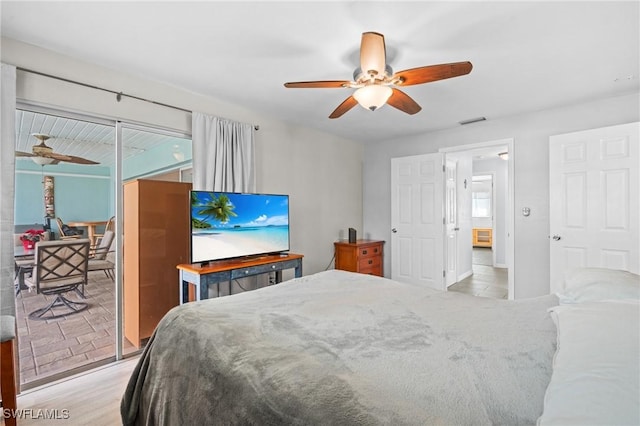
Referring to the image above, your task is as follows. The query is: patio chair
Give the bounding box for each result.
[89,230,115,281]
[93,215,115,245]
[14,234,34,296]
[55,217,84,240]
[24,239,91,320]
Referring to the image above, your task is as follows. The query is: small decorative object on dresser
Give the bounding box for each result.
[334,239,384,276]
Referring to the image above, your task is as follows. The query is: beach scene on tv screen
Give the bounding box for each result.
[191,192,289,262]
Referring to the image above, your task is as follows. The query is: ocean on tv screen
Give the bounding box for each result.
[191,191,290,262]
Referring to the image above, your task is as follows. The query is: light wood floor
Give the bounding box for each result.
[4,357,138,425]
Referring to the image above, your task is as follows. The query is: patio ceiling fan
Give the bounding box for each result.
[284,32,472,118]
[16,133,99,165]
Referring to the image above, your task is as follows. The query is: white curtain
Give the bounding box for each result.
[191,112,255,192]
[1,63,16,317]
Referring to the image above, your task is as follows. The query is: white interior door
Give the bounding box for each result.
[549,122,639,293]
[391,153,445,290]
[445,159,458,286]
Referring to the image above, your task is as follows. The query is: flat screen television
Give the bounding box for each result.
[190,190,290,264]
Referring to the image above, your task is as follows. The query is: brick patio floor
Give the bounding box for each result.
[14,271,134,386]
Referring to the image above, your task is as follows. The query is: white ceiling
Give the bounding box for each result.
[1,1,638,146]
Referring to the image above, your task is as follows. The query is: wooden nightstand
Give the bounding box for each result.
[334,239,384,276]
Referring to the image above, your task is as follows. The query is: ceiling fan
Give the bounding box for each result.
[284,32,472,119]
[16,134,99,165]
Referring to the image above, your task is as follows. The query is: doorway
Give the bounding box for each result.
[440,138,514,299]
[13,106,192,389]
[13,107,117,389]
[457,173,508,298]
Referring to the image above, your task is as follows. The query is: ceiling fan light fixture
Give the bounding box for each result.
[31,156,55,166]
[353,85,393,111]
[172,145,185,162]
[16,133,100,165]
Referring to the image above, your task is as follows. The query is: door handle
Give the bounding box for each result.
[392,228,397,233]
[552,235,561,241]
[454,227,460,231]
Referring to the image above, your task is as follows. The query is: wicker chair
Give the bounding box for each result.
[55,217,83,240]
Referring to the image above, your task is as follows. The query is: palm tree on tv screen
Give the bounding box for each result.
[193,193,237,227]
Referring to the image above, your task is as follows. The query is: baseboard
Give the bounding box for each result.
[494,263,507,269]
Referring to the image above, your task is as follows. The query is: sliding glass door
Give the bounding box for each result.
[14,107,117,388]
[14,106,191,388]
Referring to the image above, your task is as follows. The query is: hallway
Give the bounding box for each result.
[448,248,508,299]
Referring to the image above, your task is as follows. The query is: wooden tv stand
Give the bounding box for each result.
[177,253,303,304]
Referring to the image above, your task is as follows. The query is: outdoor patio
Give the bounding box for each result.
[13,270,133,386]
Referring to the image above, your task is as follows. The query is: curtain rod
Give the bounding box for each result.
[16,67,260,130]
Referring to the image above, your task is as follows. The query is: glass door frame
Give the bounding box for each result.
[15,101,191,388]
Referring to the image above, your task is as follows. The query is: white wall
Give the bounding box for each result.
[363,92,639,298]
[2,37,363,275]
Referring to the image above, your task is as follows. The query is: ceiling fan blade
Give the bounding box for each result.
[48,152,74,161]
[49,151,99,164]
[284,81,351,89]
[360,32,386,78]
[62,155,100,165]
[329,96,359,119]
[394,61,473,86]
[387,88,422,115]
[16,149,98,165]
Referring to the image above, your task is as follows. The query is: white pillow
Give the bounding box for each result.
[558,267,639,304]
[538,300,640,426]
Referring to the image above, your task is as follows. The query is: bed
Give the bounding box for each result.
[121,269,639,426]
